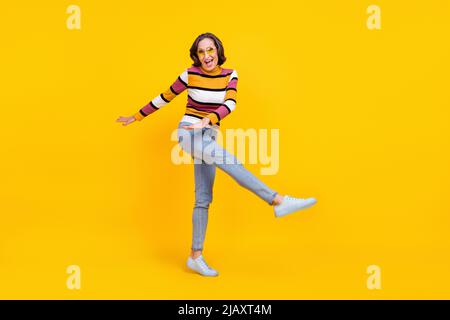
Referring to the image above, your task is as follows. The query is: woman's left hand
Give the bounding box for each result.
[182,117,211,130]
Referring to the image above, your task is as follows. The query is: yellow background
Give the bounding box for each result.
[1,0,449,299]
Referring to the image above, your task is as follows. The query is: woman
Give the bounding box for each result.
[116,32,317,277]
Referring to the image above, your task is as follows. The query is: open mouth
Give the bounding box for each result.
[205,59,214,67]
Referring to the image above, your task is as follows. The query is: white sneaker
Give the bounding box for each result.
[274,195,317,218]
[187,255,219,277]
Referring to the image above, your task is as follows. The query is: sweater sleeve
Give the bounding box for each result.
[206,70,238,125]
[134,69,188,121]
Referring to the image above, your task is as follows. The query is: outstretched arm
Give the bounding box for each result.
[133,69,188,121]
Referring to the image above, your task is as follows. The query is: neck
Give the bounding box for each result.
[200,65,221,75]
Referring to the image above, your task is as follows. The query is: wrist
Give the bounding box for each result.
[134,113,144,121]
[202,117,211,125]
[205,113,219,125]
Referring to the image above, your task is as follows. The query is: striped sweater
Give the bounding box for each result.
[133,65,238,126]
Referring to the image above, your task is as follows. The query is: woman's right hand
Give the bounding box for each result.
[116,116,136,126]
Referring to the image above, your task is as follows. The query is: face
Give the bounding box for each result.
[197,38,219,72]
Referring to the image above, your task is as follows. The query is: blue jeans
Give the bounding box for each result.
[177,121,278,251]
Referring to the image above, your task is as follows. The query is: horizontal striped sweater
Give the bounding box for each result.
[133,65,238,126]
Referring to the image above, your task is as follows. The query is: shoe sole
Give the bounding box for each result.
[275,198,317,218]
[187,261,219,277]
